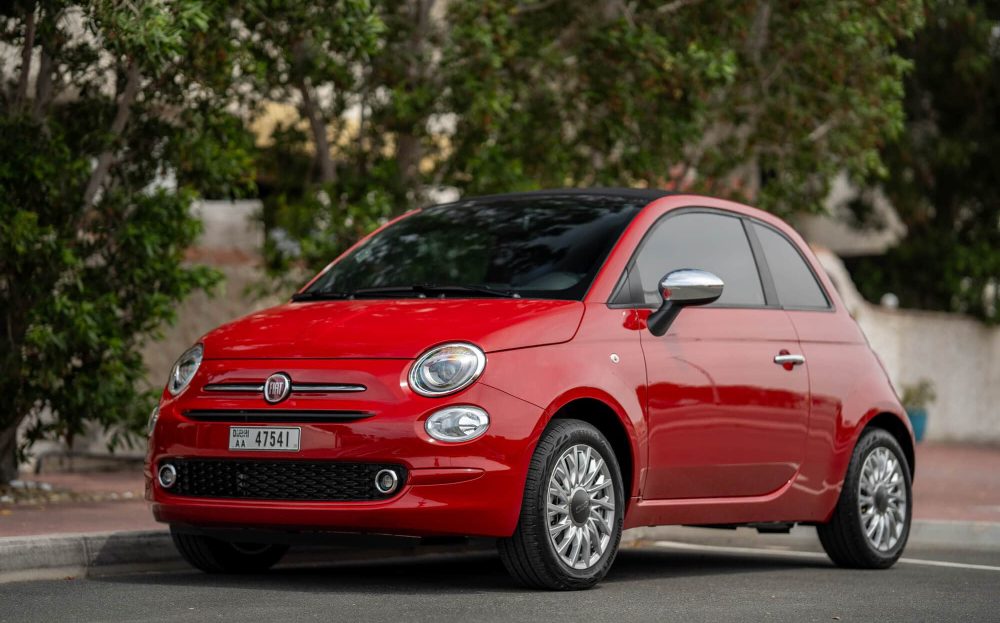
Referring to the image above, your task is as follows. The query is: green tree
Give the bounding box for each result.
[0,0,255,483]
[442,0,924,216]
[846,0,1000,322]
[241,0,394,277]
[260,0,925,276]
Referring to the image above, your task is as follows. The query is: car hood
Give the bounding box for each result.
[201,298,584,359]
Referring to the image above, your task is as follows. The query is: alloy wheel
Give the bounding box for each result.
[858,446,908,552]
[546,443,616,570]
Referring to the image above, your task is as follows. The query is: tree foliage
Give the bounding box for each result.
[0,0,255,481]
[0,0,933,481]
[847,0,1000,322]
[258,0,925,274]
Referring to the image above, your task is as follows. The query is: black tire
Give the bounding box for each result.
[817,428,912,569]
[498,419,625,590]
[171,529,289,574]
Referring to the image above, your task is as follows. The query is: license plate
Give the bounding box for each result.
[229,427,301,452]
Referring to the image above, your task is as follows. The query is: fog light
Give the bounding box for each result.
[374,469,399,494]
[425,406,490,443]
[158,463,177,489]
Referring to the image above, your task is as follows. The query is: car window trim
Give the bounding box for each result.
[607,206,778,310]
[741,218,779,306]
[748,219,834,312]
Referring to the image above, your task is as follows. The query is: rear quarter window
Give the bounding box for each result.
[753,223,830,309]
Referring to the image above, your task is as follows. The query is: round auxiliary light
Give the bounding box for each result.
[374,469,399,494]
[425,406,490,443]
[158,464,177,489]
[408,343,486,397]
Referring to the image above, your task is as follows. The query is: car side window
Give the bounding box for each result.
[633,212,765,307]
[752,223,830,309]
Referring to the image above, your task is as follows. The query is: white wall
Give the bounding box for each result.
[817,249,1000,443]
[794,172,907,257]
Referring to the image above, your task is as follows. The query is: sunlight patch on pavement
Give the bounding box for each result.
[652,540,1000,573]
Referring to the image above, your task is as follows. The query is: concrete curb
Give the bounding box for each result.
[0,529,494,584]
[3,519,997,584]
[908,519,1000,550]
[621,519,1000,551]
[0,530,180,584]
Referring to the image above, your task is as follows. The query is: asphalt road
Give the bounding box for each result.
[2,538,998,623]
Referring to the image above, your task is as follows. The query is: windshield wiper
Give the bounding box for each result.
[350,284,521,299]
[290,290,352,302]
[420,284,522,298]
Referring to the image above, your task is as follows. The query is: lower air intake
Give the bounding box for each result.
[166,459,406,501]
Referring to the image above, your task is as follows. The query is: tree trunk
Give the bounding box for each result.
[15,5,36,112]
[0,424,19,485]
[1,294,29,485]
[395,133,421,193]
[82,61,142,211]
[393,0,436,209]
[297,79,336,185]
[31,46,53,121]
[289,38,335,186]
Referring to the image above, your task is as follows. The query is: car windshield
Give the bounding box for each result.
[299,194,645,301]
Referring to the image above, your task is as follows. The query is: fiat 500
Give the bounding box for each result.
[147,189,914,590]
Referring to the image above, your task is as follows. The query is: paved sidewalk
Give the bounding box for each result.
[0,471,159,538]
[1,442,998,539]
[911,443,1000,523]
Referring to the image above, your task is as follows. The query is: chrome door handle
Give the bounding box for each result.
[774,353,806,366]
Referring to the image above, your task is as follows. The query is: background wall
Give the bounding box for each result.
[818,249,1000,443]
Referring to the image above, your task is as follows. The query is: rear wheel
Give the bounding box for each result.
[817,428,912,568]
[498,419,624,590]
[171,529,289,574]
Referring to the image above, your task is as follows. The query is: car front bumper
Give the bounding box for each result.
[146,359,545,539]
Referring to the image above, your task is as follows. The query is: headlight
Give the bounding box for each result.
[425,406,490,442]
[167,343,203,396]
[408,343,486,397]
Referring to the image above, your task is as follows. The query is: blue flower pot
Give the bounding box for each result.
[906,408,927,443]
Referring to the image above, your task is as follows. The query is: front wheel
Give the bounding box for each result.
[498,419,624,590]
[817,428,913,568]
[171,529,289,574]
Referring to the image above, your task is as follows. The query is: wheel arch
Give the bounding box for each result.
[546,396,638,509]
[862,411,916,479]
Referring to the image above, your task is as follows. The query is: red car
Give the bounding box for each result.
[147,189,914,590]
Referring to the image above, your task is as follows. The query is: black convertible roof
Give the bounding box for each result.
[437,187,675,207]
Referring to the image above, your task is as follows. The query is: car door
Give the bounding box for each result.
[630,210,811,500]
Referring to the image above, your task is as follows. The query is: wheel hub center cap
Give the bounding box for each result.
[874,486,889,513]
[570,489,590,524]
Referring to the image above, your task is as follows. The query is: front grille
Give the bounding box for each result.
[184,409,373,423]
[167,459,406,501]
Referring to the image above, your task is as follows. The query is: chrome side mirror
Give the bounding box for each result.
[647,269,724,337]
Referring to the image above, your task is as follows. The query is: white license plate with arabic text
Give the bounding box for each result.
[229,427,301,452]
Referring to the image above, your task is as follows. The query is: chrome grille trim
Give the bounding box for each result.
[203,382,367,394]
[204,384,263,392]
[292,383,367,393]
